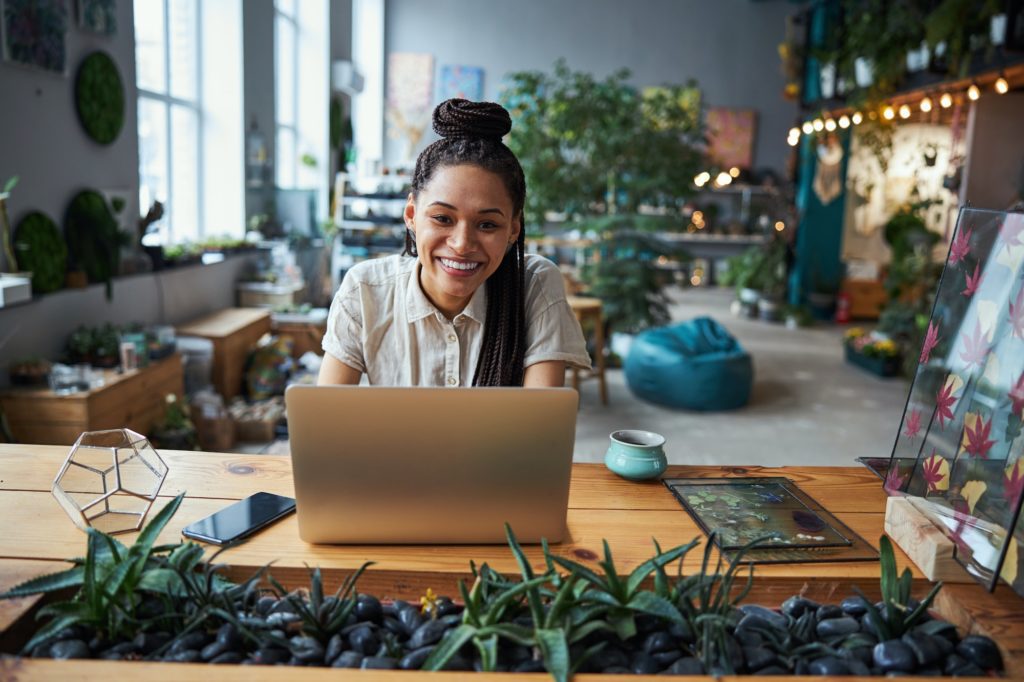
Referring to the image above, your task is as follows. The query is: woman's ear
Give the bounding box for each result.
[510,212,523,244]
[404,193,416,231]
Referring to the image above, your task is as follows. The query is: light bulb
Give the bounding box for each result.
[787,136,799,147]
[940,92,952,108]
[812,118,824,132]
[968,83,980,101]
[851,112,863,125]
[824,118,837,131]
[920,96,933,112]
[774,221,785,232]
[729,166,740,178]
[899,104,911,119]
[716,171,732,186]
[802,121,814,135]
[996,76,1009,94]
[788,127,800,138]
[883,106,895,120]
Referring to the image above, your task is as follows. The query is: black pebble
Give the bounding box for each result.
[290,636,325,664]
[739,604,789,630]
[780,595,819,618]
[398,605,425,635]
[169,631,210,654]
[955,634,1003,670]
[251,647,290,665]
[210,651,243,664]
[873,639,917,672]
[753,664,789,675]
[215,623,241,649]
[133,632,170,655]
[902,631,944,667]
[348,625,380,655]
[164,649,200,663]
[663,656,704,675]
[629,652,660,675]
[816,616,860,638]
[652,650,681,666]
[743,646,777,671]
[200,641,227,661]
[269,598,297,615]
[49,639,91,660]
[808,656,850,675]
[355,594,383,624]
[332,650,364,668]
[399,645,435,670]
[435,598,460,617]
[324,633,346,665]
[408,619,448,649]
[840,595,869,616]
[815,604,844,621]
[588,647,629,670]
[641,630,675,654]
[255,595,278,616]
[667,619,694,643]
[361,655,398,669]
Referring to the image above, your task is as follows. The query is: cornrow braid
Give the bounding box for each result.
[405,99,527,386]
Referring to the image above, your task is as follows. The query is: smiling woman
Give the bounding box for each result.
[318,99,591,388]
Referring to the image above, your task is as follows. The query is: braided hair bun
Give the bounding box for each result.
[432,99,511,141]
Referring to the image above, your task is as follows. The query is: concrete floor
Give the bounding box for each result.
[571,287,909,467]
[247,287,910,468]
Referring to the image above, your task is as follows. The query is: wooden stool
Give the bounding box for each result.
[177,308,272,400]
[567,296,608,405]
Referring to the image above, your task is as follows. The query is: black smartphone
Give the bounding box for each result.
[181,492,296,545]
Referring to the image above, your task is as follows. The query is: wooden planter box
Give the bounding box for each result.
[2,446,1021,679]
[845,345,901,378]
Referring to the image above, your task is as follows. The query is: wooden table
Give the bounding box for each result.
[177,308,271,400]
[567,296,608,405]
[0,355,183,445]
[1,444,1021,679]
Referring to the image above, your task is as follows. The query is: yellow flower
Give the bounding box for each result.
[844,327,865,340]
[420,587,440,615]
[875,340,897,355]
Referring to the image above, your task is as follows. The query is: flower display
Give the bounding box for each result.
[844,328,900,359]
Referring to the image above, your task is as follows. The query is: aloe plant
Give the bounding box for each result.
[855,535,942,640]
[266,562,372,644]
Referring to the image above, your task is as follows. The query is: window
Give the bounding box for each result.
[135,0,243,244]
[274,0,328,211]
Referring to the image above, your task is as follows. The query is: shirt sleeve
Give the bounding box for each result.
[322,279,367,373]
[523,259,592,370]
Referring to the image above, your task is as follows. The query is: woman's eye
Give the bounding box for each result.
[431,215,452,224]
[478,221,499,230]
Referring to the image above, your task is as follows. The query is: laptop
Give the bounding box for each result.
[284,385,579,544]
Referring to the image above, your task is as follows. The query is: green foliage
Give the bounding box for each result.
[721,238,787,299]
[15,211,68,293]
[75,51,125,145]
[267,562,371,644]
[925,0,1001,77]
[0,176,19,272]
[855,535,942,640]
[65,190,127,299]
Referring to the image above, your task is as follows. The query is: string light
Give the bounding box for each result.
[787,136,799,147]
[715,171,732,187]
[920,96,933,112]
[788,127,800,138]
[898,104,911,119]
[824,118,837,131]
[940,92,953,108]
[728,166,740,178]
[802,121,814,135]
[838,115,850,129]
[967,83,980,101]
[851,111,863,125]
[883,105,895,120]
[774,221,785,232]
[812,118,824,132]
[995,75,1009,94]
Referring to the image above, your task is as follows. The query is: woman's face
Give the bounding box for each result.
[405,164,520,318]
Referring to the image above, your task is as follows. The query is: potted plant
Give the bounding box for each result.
[844,327,902,377]
[90,323,121,368]
[8,357,52,387]
[150,393,197,450]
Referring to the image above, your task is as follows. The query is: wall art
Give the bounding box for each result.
[1,0,68,73]
[78,0,116,36]
[438,64,483,102]
[705,107,756,170]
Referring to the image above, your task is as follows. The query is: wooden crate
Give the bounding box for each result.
[177,308,272,400]
[0,354,184,446]
[842,278,888,320]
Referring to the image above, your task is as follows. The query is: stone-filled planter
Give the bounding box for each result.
[0,496,1006,679]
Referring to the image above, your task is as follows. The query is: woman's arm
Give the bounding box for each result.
[523,360,566,387]
[317,353,363,385]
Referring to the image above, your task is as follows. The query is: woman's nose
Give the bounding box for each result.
[447,222,475,253]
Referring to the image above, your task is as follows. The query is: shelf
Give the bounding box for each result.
[338,220,404,231]
[341,194,407,202]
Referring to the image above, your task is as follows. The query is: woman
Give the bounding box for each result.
[318,98,591,387]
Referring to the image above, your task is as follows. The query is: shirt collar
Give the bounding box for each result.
[405,261,487,325]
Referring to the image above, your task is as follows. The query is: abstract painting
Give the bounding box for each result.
[386,52,434,160]
[705,107,757,170]
[78,0,116,36]
[1,0,68,73]
[887,208,1024,595]
[439,64,484,102]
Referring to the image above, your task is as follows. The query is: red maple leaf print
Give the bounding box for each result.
[1011,371,1024,417]
[949,225,972,265]
[919,321,940,364]
[963,414,996,459]
[1001,216,1024,249]
[1005,462,1024,507]
[922,452,949,493]
[962,262,983,297]
[935,375,959,429]
[1010,287,1024,340]
[949,498,972,555]
[903,409,922,439]
[884,465,907,493]
[958,319,989,368]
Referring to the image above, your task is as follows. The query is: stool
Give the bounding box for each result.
[567,296,608,405]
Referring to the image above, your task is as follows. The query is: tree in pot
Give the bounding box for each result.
[501,61,704,348]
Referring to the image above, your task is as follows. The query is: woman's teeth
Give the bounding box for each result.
[440,258,480,271]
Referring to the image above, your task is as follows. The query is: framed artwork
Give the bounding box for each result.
[886,208,1024,595]
[438,64,483,102]
[386,52,434,160]
[1,0,69,73]
[78,0,116,36]
[705,107,757,170]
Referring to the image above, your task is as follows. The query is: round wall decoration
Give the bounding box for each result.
[14,211,67,294]
[75,51,125,145]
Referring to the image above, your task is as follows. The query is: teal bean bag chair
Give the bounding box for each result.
[624,316,753,410]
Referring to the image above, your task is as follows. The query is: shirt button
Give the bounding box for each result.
[447,376,457,386]
[447,333,457,343]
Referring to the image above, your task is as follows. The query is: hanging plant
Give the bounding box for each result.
[64,190,125,299]
[75,51,125,145]
[13,211,67,293]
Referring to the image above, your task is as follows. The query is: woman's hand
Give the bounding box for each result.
[522,361,566,388]
[317,353,363,385]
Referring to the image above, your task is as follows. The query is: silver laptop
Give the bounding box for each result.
[284,385,578,544]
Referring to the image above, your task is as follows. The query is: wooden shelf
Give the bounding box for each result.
[177,308,272,400]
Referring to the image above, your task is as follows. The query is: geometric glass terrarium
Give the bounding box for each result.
[51,428,169,535]
[886,208,1024,595]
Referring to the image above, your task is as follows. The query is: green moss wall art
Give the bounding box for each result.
[65,190,123,299]
[75,51,124,145]
[13,211,66,293]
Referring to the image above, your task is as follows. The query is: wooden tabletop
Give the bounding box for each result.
[1,443,1021,678]
[176,308,271,339]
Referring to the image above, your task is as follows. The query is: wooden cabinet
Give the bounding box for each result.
[177,308,271,400]
[842,278,888,320]
[0,354,184,446]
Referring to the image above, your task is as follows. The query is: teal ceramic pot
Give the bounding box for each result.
[605,430,667,481]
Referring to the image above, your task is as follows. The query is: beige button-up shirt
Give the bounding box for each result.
[322,254,591,386]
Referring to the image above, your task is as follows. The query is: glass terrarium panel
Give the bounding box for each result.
[116,443,167,499]
[887,208,1024,594]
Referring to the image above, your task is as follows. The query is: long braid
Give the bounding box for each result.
[407,99,528,386]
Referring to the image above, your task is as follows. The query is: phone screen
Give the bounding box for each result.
[182,492,296,545]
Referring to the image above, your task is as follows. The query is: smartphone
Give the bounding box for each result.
[181,492,296,545]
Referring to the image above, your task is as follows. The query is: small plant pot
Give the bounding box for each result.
[845,345,901,377]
